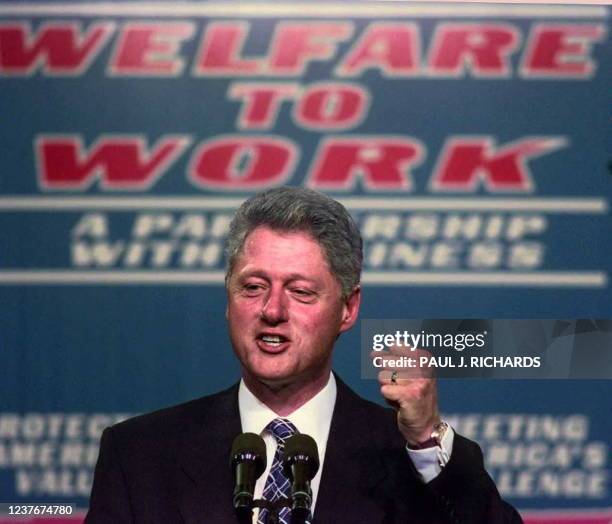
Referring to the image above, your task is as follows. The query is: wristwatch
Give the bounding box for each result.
[407,421,448,450]
[431,421,449,447]
[407,421,450,467]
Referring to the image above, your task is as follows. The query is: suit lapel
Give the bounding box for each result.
[314,377,389,524]
[176,384,242,524]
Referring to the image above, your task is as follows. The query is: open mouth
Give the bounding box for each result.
[257,334,290,352]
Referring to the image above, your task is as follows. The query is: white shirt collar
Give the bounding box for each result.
[238,374,337,516]
[238,373,337,452]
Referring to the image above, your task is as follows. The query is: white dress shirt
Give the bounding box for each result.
[238,373,454,521]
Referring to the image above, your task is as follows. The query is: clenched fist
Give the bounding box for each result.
[372,346,440,446]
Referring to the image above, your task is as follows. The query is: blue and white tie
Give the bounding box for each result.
[258,418,298,524]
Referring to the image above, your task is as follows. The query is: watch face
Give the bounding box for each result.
[432,422,448,442]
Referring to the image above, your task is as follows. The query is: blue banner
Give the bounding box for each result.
[1,2,610,522]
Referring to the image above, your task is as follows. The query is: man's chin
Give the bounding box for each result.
[254,371,295,390]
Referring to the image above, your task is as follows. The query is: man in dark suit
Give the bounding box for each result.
[86,187,522,523]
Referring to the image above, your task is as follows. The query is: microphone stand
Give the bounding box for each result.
[250,497,309,524]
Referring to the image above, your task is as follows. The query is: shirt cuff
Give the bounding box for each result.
[405,424,455,483]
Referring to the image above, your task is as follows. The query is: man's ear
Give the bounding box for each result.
[339,285,361,333]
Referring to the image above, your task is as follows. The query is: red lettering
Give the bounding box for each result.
[294,83,369,130]
[0,22,114,75]
[229,82,299,129]
[189,136,297,189]
[431,137,566,192]
[37,135,191,190]
[522,24,605,78]
[268,22,353,75]
[428,24,519,76]
[308,137,423,190]
[110,22,194,75]
[337,23,420,76]
[194,22,262,76]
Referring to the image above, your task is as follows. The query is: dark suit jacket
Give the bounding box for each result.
[86,376,522,524]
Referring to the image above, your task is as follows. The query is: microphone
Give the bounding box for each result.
[282,434,320,524]
[230,433,267,523]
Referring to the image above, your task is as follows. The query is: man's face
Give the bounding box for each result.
[226,226,360,390]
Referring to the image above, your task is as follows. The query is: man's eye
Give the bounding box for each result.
[291,288,315,300]
[243,283,263,293]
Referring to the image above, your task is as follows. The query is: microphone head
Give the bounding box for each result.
[230,432,267,478]
[283,434,320,480]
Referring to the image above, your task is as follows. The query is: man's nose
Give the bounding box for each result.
[260,288,288,324]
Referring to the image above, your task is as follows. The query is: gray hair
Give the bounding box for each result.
[225,187,362,299]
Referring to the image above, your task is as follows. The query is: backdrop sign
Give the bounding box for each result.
[0,2,610,522]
